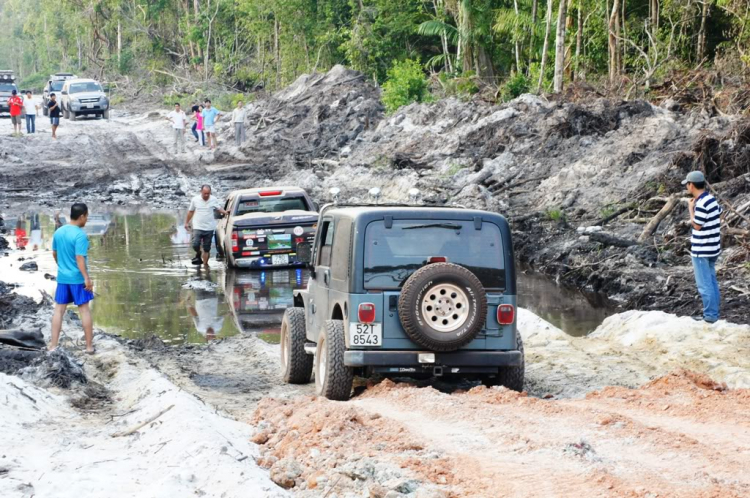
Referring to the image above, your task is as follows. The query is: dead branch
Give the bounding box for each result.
[594,205,635,226]
[639,194,679,243]
[589,232,639,247]
[111,405,174,437]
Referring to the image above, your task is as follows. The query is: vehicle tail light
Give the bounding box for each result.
[358,303,376,323]
[428,256,448,263]
[295,237,304,244]
[259,190,282,196]
[497,304,515,325]
[231,231,238,251]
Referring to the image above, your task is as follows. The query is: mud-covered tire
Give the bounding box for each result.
[315,320,353,400]
[42,105,48,117]
[103,109,110,119]
[398,263,487,352]
[482,333,525,392]
[70,111,77,121]
[63,107,69,119]
[280,308,313,384]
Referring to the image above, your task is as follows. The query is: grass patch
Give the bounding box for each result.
[546,208,566,222]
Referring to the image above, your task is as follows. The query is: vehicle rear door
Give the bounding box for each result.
[308,217,334,341]
[216,194,234,252]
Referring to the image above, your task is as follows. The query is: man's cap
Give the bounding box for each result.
[11,89,16,95]
[681,171,705,185]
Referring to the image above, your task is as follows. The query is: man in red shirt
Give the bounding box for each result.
[8,89,24,136]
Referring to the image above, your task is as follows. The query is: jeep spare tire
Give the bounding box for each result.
[398,262,487,352]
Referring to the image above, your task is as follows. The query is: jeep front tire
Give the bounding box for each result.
[398,263,488,352]
[280,307,313,384]
[482,332,525,392]
[314,320,353,400]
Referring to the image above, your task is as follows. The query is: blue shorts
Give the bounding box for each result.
[55,283,94,306]
[50,117,60,125]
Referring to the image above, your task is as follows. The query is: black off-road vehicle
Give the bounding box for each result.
[280,203,523,400]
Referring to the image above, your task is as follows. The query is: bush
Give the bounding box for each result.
[382,59,431,113]
[545,208,565,222]
[216,93,253,111]
[18,73,49,92]
[500,72,530,102]
[438,71,479,101]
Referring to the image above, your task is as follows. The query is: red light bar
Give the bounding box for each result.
[259,190,283,196]
[428,256,448,263]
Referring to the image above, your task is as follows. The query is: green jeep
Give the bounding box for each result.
[280,203,523,400]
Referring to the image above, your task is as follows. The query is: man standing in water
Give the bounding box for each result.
[184,185,227,266]
[684,171,723,323]
[49,203,95,353]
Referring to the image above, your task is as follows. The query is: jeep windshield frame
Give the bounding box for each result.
[363,219,506,291]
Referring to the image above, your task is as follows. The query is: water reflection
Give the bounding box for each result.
[517,272,616,336]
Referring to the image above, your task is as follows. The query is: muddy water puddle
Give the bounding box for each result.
[4,209,614,341]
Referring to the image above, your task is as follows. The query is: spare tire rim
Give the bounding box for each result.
[421,283,470,333]
[318,343,327,386]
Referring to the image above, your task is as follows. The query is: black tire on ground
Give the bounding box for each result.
[397,262,488,352]
[42,105,48,117]
[280,308,313,384]
[314,320,353,400]
[482,333,525,392]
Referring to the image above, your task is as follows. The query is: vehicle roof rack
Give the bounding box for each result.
[319,202,467,216]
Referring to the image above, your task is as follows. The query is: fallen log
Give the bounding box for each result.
[594,205,634,226]
[638,194,679,243]
[589,232,639,247]
[111,405,175,438]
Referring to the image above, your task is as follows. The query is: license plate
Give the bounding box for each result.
[349,323,382,346]
[271,254,289,266]
[85,104,93,108]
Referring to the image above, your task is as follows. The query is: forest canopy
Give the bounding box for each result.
[0,0,746,101]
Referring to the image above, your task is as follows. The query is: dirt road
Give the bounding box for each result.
[254,373,750,498]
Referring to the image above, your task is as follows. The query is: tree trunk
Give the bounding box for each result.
[608,0,620,84]
[575,0,583,80]
[117,20,122,67]
[697,0,710,63]
[513,0,521,73]
[434,0,453,73]
[553,0,568,93]
[274,17,281,88]
[528,0,539,73]
[537,0,554,92]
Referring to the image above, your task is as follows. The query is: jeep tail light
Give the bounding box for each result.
[428,256,448,263]
[259,190,282,196]
[358,303,376,323]
[497,304,515,325]
[231,231,238,251]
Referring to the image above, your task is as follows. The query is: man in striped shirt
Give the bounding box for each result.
[684,171,722,323]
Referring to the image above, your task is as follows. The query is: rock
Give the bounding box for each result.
[19,261,38,272]
[415,489,449,498]
[269,458,303,489]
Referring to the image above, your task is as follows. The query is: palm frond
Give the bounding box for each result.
[417,20,459,45]
[493,8,548,39]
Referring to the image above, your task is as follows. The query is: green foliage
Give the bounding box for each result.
[545,208,565,222]
[381,59,431,113]
[438,72,479,100]
[445,163,464,177]
[18,72,48,92]
[500,72,530,102]
[216,93,254,111]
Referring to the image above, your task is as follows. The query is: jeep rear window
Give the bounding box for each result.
[235,196,310,215]
[69,82,103,93]
[364,220,505,290]
[50,81,64,91]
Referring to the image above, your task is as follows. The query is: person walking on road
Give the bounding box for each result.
[48,203,95,354]
[23,91,38,134]
[191,104,206,146]
[201,100,222,150]
[166,102,187,154]
[184,185,227,267]
[232,100,247,146]
[684,171,723,323]
[48,93,61,139]
[8,89,24,136]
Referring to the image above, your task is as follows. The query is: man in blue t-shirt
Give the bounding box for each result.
[49,203,95,353]
[201,99,223,150]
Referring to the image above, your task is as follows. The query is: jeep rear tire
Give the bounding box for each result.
[43,105,48,117]
[315,320,353,400]
[398,263,487,352]
[482,333,525,392]
[63,107,69,119]
[280,307,313,384]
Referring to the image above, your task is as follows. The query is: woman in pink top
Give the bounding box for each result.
[192,105,205,146]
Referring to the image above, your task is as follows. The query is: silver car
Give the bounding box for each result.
[60,78,110,120]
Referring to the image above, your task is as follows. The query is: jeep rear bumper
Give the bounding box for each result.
[344,350,523,368]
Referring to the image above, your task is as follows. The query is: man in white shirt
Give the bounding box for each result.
[184,185,228,266]
[232,100,247,146]
[23,91,39,134]
[166,102,187,154]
